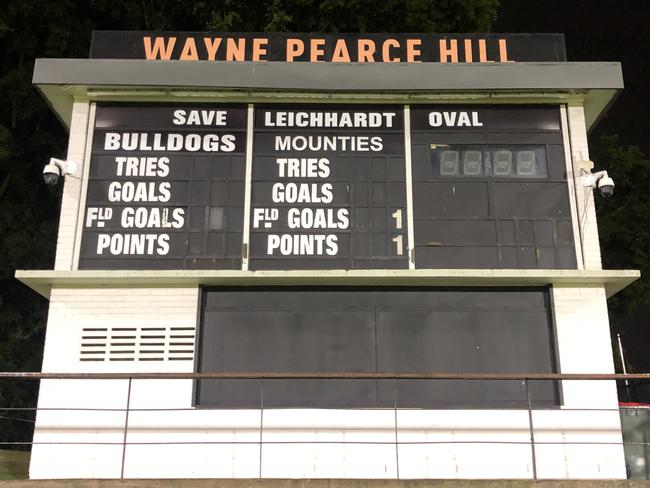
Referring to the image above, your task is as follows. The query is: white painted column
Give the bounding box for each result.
[538,285,625,479]
[54,100,92,270]
[403,105,415,269]
[566,104,602,269]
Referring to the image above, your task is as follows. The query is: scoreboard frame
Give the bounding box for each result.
[76,102,581,272]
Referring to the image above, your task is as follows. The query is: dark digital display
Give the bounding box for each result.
[248,105,408,270]
[79,104,247,269]
[431,145,548,178]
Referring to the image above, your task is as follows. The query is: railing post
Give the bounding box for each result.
[393,379,400,480]
[525,378,538,480]
[120,377,132,479]
[259,378,264,479]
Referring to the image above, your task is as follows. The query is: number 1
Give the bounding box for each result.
[392,209,403,229]
[392,235,403,255]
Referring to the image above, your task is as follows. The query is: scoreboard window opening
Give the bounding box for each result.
[195,287,560,409]
[432,145,548,178]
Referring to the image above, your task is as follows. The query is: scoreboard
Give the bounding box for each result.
[79,103,576,270]
[249,106,407,270]
[81,105,247,269]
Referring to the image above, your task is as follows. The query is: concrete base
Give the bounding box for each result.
[1,480,649,488]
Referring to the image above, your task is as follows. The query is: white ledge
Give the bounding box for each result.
[15,269,640,300]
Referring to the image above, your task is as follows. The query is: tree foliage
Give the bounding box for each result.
[593,135,650,372]
[204,0,499,32]
[0,0,501,448]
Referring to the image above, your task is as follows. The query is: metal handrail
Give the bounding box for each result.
[1,371,649,380]
[1,371,648,480]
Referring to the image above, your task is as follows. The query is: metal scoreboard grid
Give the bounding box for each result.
[78,103,576,271]
[249,105,408,270]
[80,104,247,269]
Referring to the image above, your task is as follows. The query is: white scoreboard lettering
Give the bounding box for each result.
[249,106,408,270]
[79,104,247,269]
[78,103,568,271]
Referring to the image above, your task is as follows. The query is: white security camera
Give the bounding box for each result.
[582,168,615,198]
[43,158,77,186]
[597,174,615,197]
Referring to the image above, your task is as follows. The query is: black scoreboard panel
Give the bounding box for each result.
[410,105,577,269]
[78,103,578,270]
[249,105,408,270]
[79,104,247,269]
[195,287,558,408]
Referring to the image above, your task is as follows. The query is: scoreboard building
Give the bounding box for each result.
[17,32,640,479]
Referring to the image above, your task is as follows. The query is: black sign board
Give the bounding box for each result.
[90,32,567,63]
[77,103,577,271]
[249,105,408,270]
[79,104,247,269]
[409,105,576,269]
[196,287,558,409]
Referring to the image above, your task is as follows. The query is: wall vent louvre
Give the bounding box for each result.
[80,326,195,362]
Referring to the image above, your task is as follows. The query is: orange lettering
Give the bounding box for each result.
[179,38,198,60]
[226,38,245,61]
[478,39,493,63]
[252,38,268,61]
[143,36,176,60]
[286,39,304,62]
[499,39,514,62]
[332,39,351,62]
[204,38,222,60]
[357,39,376,62]
[382,39,400,62]
[464,39,473,63]
[406,39,421,62]
[439,39,458,63]
[310,39,326,62]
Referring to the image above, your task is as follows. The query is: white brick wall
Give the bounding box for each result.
[567,104,603,269]
[54,101,91,270]
[544,285,625,479]
[552,285,618,405]
[29,284,627,480]
[553,286,615,372]
[41,286,199,372]
[31,286,200,478]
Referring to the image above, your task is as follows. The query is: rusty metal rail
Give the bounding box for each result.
[1,371,650,380]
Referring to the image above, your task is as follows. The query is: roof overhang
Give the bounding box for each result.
[33,59,623,131]
[15,269,640,300]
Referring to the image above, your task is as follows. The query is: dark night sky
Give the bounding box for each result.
[496,0,650,154]
[497,1,650,379]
